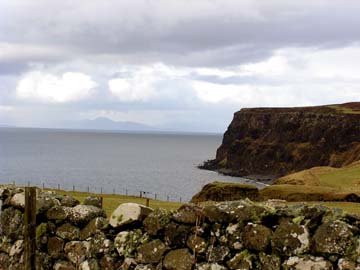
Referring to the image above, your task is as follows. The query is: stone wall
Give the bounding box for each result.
[0,186,360,270]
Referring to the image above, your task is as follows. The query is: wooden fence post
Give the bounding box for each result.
[24,186,36,270]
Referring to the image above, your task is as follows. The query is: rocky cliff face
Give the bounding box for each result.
[201,103,360,178]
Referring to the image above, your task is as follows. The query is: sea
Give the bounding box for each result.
[0,127,264,202]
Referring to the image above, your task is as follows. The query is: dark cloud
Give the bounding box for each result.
[1,1,360,67]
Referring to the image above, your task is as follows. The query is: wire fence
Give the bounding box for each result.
[6,179,186,203]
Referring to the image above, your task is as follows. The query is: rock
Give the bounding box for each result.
[134,265,155,270]
[80,217,109,240]
[47,206,72,221]
[187,235,207,254]
[9,240,23,257]
[64,241,90,265]
[37,193,61,214]
[83,196,103,208]
[164,223,191,248]
[99,255,122,270]
[338,259,357,270]
[313,220,356,256]
[115,229,149,257]
[121,258,137,270]
[226,251,254,270]
[225,223,243,250]
[54,261,76,270]
[36,251,52,270]
[0,207,23,241]
[172,204,204,224]
[163,249,195,270]
[0,253,10,270]
[242,223,272,251]
[69,205,106,225]
[79,259,100,270]
[206,246,230,263]
[283,256,333,270]
[258,253,281,270]
[9,193,25,208]
[56,223,80,240]
[204,200,268,224]
[143,208,172,235]
[48,237,64,259]
[194,263,228,270]
[88,233,114,256]
[60,195,80,207]
[271,222,309,256]
[137,239,169,264]
[109,203,153,228]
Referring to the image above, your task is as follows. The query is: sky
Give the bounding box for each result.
[0,0,360,132]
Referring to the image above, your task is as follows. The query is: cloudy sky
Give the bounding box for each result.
[0,0,360,132]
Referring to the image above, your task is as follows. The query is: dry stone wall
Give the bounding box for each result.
[0,186,360,270]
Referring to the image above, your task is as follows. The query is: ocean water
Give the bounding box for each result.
[0,127,261,201]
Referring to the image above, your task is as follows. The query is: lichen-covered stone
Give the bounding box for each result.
[283,256,333,270]
[9,240,23,257]
[48,237,64,259]
[37,193,61,214]
[187,234,207,254]
[110,203,153,228]
[313,220,355,256]
[60,195,80,207]
[0,207,23,241]
[47,206,72,221]
[226,250,254,270]
[134,264,155,270]
[338,258,358,270]
[242,223,272,251]
[36,251,52,270]
[172,204,204,224]
[80,217,109,240]
[69,205,106,225]
[225,223,244,250]
[206,245,230,263]
[64,241,90,265]
[258,253,281,270]
[88,233,114,256]
[143,208,172,235]
[271,222,309,256]
[53,261,76,270]
[79,259,100,270]
[115,229,149,257]
[137,239,169,264]
[164,223,191,248]
[194,263,228,270]
[0,253,10,270]
[83,196,103,208]
[9,193,25,208]
[56,223,80,241]
[99,255,122,270]
[163,249,195,270]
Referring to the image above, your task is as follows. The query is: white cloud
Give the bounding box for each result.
[16,71,96,103]
[108,63,189,102]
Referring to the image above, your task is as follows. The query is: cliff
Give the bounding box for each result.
[201,102,360,178]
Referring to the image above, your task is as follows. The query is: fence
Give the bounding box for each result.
[8,180,185,203]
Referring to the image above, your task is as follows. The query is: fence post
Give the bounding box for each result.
[146,198,150,207]
[24,187,36,270]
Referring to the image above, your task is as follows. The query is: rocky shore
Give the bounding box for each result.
[0,185,360,269]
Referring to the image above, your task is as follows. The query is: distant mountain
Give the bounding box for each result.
[68,117,156,131]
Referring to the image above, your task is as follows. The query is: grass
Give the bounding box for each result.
[46,189,182,216]
[327,105,360,114]
[274,161,360,193]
